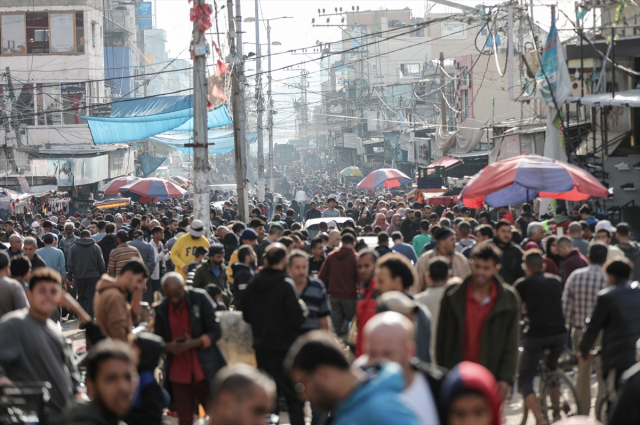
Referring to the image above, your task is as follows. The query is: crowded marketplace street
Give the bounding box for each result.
[1,0,640,425]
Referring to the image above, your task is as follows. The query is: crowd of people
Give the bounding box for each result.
[0,171,639,425]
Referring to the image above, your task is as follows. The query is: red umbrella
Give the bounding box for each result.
[98,176,139,195]
[119,178,186,199]
[460,154,609,208]
[357,168,412,189]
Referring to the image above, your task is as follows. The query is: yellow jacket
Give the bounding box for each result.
[170,233,210,279]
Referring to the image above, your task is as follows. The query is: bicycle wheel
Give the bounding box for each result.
[539,371,580,422]
[596,396,609,425]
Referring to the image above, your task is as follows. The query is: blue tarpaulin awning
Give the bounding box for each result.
[150,130,257,154]
[81,95,232,145]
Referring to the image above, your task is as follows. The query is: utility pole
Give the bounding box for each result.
[228,0,249,222]
[254,0,265,200]
[191,0,210,233]
[2,67,19,174]
[439,52,446,132]
[267,22,274,195]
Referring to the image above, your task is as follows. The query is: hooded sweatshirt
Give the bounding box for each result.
[67,238,107,280]
[98,234,117,264]
[439,361,501,425]
[241,267,306,352]
[317,246,359,299]
[93,275,133,342]
[332,363,419,425]
[63,400,123,425]
[617,241,640,281]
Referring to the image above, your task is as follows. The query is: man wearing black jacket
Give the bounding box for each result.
[579,258,640,401]
[363,311,445,425]
[242,243,308,425]
[97,223,117,264]
[493,220,525,284]
[400,209,415,242]
[231,245,255,310]
[154,273,227,425]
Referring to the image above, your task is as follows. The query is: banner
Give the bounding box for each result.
[17,175,30,194]
[138,2,153,30]
[414,138,430,165]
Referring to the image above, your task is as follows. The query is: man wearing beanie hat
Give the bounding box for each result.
[227,228,259,287]
[415,226,470,292]
[192,244,231,308]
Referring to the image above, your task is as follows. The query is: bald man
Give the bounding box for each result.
[363,312,444,425]
[153,272,226,425]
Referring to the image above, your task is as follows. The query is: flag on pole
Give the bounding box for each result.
[214,59,229,77]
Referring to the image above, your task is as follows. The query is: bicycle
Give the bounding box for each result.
[520,348,581,425]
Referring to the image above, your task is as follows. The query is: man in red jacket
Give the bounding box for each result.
[318,233,359,337]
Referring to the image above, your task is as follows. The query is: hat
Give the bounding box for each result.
[240,228,259,240]
[435,227,455,241]
[595,220,616,233]
[376,291,418,317]
[31,221,40,228]
[187,219,206,237]
[43,233,57,244]
[327,220,337,230]
[29,229,38,235]
[209,243,224,256]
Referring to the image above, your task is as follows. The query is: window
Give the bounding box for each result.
[1,14,26,54]
[0,11,85,55]
[442,22,466,39]
[460,66,470,87]
[460,89,469,121]
[27,12,49,53]
[400,63,420,77]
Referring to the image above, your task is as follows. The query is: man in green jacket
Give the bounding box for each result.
[192,244,232,308]
[436,241,521,402]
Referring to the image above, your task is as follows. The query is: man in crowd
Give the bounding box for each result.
[59,222,78,258]
[154,272,227,425]
[520,221,545,251]
[569,221,590,256]
[514,250,567,423]
[285,330,419,425]
[437,242,520,401]
[94,260,148,342]
[67,230,106,318]
[63,340,138,425]
[0,268,79,425]
[256,224,284,267]
[170,219,211,281]
[22,236,46,270]
[8,234,23,258]
[207,365,276,425]
[0,251,28,317]
[615,222,640,280]
[231,245,256,311]
[562,242,608,414]
[391,231,418,264]
[129,230,157,277]
[98,223,117,264]
[91,220,107,242]
[107,230,142,278]
[415,257,451,360]
[308,237,325,277]
[417,226,470,292]
[455,221,475,254]
[192,244,231,308]
[579,258,640,405]
[321,197,340,218]
[557,235,589,281]
[318,233,359,337]
[305,201,322,221]
[288,250,331,334]
[492,220,525,284]
[242,244,307,425]
[364,312,444,425]
[412,220,431,257]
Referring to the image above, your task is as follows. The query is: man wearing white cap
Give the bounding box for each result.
[170,219,211,280]
[595,220,626,260]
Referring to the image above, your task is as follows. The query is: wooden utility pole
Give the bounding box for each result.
[191,0,211,233]
[267,22,274,195]
[228,0,249,221]
[2,67,19,173]
[439,52,446,131]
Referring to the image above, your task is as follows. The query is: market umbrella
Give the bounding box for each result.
[340,166,364,177]
[459,153,609,208]
[357,168,412,189]
[98,176,139,195]
[120,191,158,204]
[169,176,192,187]
[119,178,186,198]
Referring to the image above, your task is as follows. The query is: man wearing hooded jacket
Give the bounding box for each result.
[242,243,308,425]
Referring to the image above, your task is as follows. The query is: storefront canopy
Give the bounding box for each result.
[150,130,257,154]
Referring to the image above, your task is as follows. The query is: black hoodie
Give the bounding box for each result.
[231,261,255,310]
[98,234,117,264]
[617,242,640,281]
[123,333,165,425]
[242,267,307,352]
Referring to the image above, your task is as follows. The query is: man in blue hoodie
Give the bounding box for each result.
[285,330,419,425]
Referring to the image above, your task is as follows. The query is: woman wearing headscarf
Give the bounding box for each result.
[544,235,563,279]
[387,214,402,234]
[374,213,389,232]
[439,362,501,425]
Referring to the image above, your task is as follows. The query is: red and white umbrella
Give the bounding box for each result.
[98,176,139,195]
[357,168,412,189]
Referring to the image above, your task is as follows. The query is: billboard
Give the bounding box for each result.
[138,2,153,30]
